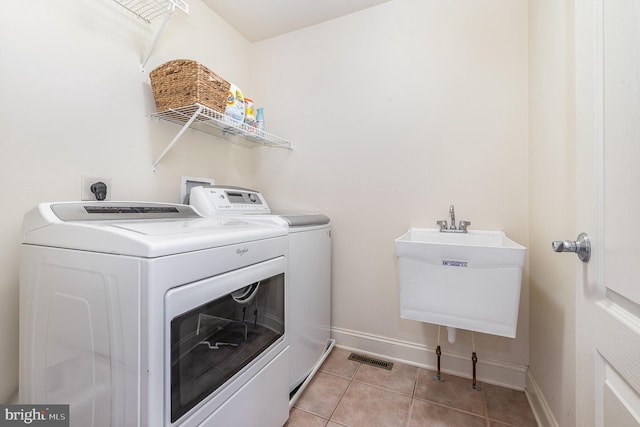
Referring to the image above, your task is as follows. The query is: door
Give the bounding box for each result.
[164,256,286,425]
[575,0,640,425]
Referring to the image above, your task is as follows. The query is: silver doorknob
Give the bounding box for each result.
[552,232,591,262]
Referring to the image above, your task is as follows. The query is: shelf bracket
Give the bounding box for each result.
[152,104,204,172]
[140,2,175,72]
[111,0,189,72]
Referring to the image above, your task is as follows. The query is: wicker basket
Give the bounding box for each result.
[150,59,230,113]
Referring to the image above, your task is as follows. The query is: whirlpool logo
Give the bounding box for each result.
[236,247,249,256]
[0,405,69,426]
[442,260,468,267]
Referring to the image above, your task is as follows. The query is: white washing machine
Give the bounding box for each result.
[20,201,290,427]
[189,186,333,400]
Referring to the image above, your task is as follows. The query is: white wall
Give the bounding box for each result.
[251,0,530,386]
[528,0,576,425]
[0,0,255,402]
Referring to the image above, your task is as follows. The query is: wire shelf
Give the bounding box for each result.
[112,0,188,23]
[151,104,293,148]
[150,104,293,170]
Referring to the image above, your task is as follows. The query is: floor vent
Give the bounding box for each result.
[348,353,393,370]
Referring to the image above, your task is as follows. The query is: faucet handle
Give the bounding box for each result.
[436,220,448,231]
[459,221,471,232]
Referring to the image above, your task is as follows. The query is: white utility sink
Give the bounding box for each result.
[395,228,526,339]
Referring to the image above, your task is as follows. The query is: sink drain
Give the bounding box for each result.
[348,353,393,370]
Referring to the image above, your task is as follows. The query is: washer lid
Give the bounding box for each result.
[21,202,287,257]
[275,213,330,227]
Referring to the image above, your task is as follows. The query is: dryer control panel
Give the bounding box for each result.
[190,186,271,216]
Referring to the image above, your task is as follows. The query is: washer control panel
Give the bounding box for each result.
[189,186,271,216]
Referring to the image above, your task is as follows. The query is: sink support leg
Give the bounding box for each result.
[434,326,445,382]
[434,345,445,382]
[471,351,480,390]
[470,332,481,391]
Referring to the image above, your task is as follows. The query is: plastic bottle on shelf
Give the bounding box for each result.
[244,98,256,128]
[256,108,265,131]
[225,83,245,123]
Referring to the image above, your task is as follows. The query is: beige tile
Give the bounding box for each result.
[301,347,538,427]
[353,360,418,396]
[409,399,487,427]
[484,383,537,427]
[295,372,350,419]
[330,381,412,427]
[284,408,328,427]
[319,348,361,379]
[414,368,486,416]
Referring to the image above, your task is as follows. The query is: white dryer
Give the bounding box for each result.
[189,186,333,400]
[20,201,290,427]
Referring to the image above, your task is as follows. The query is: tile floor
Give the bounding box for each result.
[285,348,538,427]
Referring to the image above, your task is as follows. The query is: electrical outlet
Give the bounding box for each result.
[81,176,112,201]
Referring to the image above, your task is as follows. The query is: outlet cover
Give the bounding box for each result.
[81,176,112,201]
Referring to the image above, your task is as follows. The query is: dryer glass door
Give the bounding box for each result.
[167,259,285,423]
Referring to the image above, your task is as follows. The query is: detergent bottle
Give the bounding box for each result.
[224,83,245,123]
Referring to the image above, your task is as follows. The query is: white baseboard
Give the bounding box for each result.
[331,326,528,390]
[525,370,559,427]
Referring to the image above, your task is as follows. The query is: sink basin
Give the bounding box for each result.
[395,228,526,338]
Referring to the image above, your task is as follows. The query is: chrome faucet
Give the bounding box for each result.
[449,205,456,230]
[437,205,470,233]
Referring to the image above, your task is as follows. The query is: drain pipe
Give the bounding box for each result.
[434,326,444,382]
[471,332,480,391]
[447,326,457,344]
